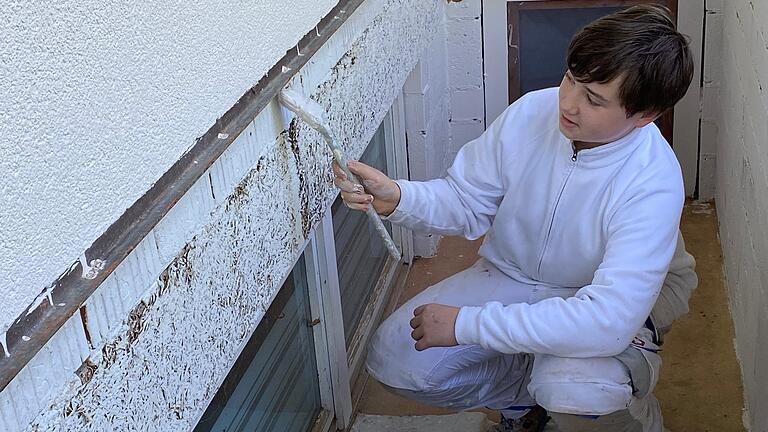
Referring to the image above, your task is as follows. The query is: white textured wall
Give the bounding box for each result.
[0,0,338,332]
[708,0,768,430]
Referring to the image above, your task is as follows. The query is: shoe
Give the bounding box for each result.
[488,405,550,432]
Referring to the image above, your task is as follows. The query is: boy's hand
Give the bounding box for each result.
[409,303,460,351]
[332,160,401,216]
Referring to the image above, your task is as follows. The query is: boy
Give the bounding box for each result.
[334,5,697,431]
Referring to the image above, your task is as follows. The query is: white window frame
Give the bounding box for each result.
[306,91,411,432]
[306,210,353,431]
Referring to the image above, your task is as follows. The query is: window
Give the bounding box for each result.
[194,255,322,432]
[331,118,394,346]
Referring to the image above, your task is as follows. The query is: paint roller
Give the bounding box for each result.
[278,88,402,260]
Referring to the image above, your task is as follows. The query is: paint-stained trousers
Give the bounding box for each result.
[366,239,697,432]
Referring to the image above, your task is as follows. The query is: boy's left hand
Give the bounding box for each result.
[410,303,460,351]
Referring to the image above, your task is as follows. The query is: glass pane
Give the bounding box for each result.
[332,121,393,346]
[519,7,625,95]
[195,255,321,432]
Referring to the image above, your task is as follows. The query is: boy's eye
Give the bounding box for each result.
[587,95,601,106]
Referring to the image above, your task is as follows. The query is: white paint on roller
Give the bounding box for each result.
[279,88,401,260]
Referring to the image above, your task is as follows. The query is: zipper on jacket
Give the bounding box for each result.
[537,146,578,278]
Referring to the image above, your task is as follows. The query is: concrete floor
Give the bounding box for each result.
[356,201,745,431]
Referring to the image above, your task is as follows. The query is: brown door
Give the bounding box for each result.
[507,0,678,145]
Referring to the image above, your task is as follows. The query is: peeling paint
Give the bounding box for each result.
[0,1,341,333]
[75,360,97,386]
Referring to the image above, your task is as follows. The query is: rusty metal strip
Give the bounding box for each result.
[0,0,365,392]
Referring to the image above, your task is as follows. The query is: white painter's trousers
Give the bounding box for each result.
[365,257,688,432]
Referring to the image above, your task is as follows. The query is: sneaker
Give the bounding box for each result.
[488,405,550,432]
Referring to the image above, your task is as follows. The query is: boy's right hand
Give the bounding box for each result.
[332,160,401,217]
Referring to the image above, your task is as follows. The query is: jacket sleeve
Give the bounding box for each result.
[453,170,685,357]
[384,97,528,240]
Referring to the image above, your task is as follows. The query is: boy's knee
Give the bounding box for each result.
[365,308,428,389]
[366,315,405,372]
[527,354,634,416]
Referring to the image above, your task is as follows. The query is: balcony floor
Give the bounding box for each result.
[354,201,745,431]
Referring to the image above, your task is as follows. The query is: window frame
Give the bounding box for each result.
[307,92,411,432]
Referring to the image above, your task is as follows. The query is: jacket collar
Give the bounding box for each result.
[560,126,648,168]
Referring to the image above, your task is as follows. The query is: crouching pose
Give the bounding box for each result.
[334,5,696,431]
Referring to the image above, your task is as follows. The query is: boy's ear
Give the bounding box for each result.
[632,111,661,128]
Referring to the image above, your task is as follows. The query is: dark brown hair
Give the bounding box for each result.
[567,4,694,117]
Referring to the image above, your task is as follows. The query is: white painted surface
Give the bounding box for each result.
[446,0,486,156]
[482,0,511,126]
[402,4,450,257]
[674,0,706,197]
[0,0,338,332]
[389,94,416,264]
[401,0,486,257]
[709,0,768,430]
[1,0,442,429]
[306,210,353,429]
[698,0,724,200]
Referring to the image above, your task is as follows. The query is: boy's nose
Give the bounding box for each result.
[560,101,578,117]
[559,92,578,116]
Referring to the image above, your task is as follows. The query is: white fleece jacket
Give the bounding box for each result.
[386,87,685,358]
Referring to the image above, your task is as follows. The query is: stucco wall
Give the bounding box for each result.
[0,0,442,430]
[708,0,768,429]
[0,0,338,333]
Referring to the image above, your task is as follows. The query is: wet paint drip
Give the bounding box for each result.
[1,330,9,357]
[79,254,106,280]
[26,283,56,316]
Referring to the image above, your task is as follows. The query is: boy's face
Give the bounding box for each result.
[557,71,657,145]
